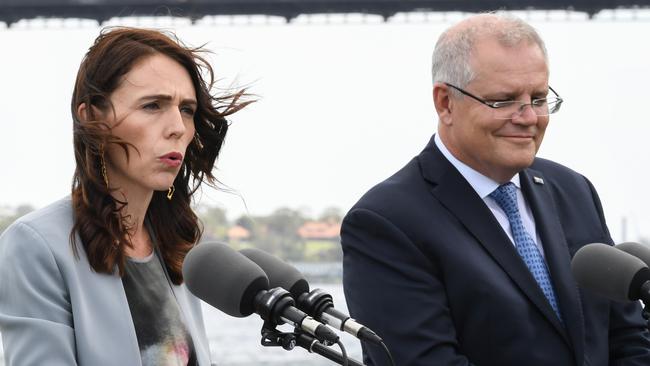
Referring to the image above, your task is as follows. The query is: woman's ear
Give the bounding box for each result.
[77,103,108,124]
[77,103,90,122]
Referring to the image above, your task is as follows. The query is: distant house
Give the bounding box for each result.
[227,225,251,242]
[297,221,341,241]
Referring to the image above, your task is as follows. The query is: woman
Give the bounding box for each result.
[0,27,250,365]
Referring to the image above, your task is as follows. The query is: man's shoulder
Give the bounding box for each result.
[531,157,581,176]
[348,156,431,219]
[530,157,591,189]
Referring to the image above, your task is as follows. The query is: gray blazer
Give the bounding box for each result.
[0,197,213,366]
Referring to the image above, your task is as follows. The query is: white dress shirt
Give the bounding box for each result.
[434,134,546,257]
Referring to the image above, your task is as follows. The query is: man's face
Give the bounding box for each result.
[442,38,550,183]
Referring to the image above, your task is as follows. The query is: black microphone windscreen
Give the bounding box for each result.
[571,243,649,301]
[239,248,310,298]
[182,242,269,317]
[617,242,650,267]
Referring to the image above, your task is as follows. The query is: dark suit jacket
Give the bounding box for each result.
[341,135,650,366]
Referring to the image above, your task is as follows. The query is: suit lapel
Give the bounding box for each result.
[521,168,585,366]
[419,140,571,345]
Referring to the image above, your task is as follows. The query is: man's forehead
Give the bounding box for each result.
[467,40,549,91]
[470,39,547,71]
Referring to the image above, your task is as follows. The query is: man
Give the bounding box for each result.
[341,14,650,366]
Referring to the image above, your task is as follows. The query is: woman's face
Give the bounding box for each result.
[103,53,197,197]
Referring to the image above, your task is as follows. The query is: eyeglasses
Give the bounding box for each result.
[444,82,563,119]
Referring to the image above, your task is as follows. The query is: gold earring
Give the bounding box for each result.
[100,144,109,188]
[167,185,175,200]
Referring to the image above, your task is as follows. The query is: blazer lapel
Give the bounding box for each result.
[150,239,211,366]
[171,284,212,366]
[74,235,143,366]
[418,140,571,345]
[521,167,585,366]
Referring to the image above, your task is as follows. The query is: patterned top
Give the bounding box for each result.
[122,251,198,366]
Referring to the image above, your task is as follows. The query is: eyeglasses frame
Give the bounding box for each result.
[443,82,563,116]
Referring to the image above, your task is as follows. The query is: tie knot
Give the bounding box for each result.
[489,182,519,216]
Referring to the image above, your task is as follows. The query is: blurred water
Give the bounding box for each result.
[0,283,363,366]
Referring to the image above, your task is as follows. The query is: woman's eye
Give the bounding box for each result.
[143,102,160,111]
[181,106,195,116]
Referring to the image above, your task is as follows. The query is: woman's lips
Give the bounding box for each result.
[159,152,183,167]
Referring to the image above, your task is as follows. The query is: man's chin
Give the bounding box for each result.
[499,153,537,176]
[512,156,537,172]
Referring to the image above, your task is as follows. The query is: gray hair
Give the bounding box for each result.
[431,13,548,89]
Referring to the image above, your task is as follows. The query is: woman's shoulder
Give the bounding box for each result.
[0,196,75,259]
[16,196,73,225]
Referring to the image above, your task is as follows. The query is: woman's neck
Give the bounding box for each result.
[111,186,154,258]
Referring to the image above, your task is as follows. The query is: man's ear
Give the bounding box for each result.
[433,83,453,126]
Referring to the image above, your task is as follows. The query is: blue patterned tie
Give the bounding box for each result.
[489,183,563,321]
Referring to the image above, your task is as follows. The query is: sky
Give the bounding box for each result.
[1,9,650,242]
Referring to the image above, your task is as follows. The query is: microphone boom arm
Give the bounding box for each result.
[259,320,365,366]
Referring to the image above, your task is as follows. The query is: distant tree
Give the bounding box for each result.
[265,207,307,239]
[201,205,228,226]
[318,206,343,223]
[15,204,35,217]
[197,205,229,241]
[244,208,306,259]
[235,215,256,234]
[0,216,13,234]
[0,204,35,234]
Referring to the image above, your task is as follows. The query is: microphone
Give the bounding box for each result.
[240,247,383,345]
[182,242,339,344]
[571,243,650,304]
[617,242,650,267]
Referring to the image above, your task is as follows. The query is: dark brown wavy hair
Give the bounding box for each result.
[70,27,251,284]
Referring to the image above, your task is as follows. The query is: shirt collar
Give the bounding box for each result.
[434,134,521,199]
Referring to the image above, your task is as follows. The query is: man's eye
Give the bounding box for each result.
[532,99,548,106]
[491,101,516,108]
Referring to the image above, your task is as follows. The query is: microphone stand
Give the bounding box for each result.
[295,332,364,366]
[260,321,365,366]
[261,321,298,351]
